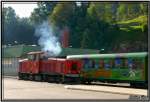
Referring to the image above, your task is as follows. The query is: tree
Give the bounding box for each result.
[2,7,36,45]
[50,2,75,28]
[87,2,114,23]
[50,2,89,48]
[2,7,18,44]
[14,18,35,44]
[69,2,89,48]
[30,2,56,25]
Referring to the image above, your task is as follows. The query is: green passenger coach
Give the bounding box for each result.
[67,52,148,88]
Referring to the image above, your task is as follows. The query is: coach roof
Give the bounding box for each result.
[67,52,148,59]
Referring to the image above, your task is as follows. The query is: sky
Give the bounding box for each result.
[3,3,38,18]
[3,2,82,18]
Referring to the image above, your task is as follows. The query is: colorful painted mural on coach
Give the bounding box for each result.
[67,52,148,87]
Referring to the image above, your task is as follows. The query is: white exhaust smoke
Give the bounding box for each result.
[35,21,62,56]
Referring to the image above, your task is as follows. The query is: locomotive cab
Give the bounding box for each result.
[65,60,82,80]
[27,51,44,74]
[28,51,44,61]
[18,51,44,80]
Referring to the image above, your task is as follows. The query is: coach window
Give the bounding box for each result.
[87,60,91,68]
[111,59,115,69]
[131,58,141,70]
[127,58,133,69]
[120,58,126,68]
[95,60,99,69]
[99,59,104,69]
[115,58,122,68]
[104,59,111,70]
[83,59,89,69]
[90,60,95,68]
[110,59,114,68]
[124,59,128,68]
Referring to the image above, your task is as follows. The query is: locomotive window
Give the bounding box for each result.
[28,55,32,60]
[36,55,39,61]
[28,55,35,61]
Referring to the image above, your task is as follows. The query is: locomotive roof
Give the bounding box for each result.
[48,58,66,61]
[67,52,148,59]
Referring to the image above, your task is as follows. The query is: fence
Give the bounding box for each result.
[2,57,20,76]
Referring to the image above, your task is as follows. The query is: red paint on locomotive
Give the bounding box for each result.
[18,51,83,82]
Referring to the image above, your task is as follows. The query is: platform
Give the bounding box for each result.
[65,85,147,96]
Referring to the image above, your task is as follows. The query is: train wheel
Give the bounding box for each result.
[80,79,87,84]
[44,75,49,82]
[60,75,65,84]
[47,75,54,83]
[23,74,29,80]
[34,75,42,81]
[21,73,25,80]
[130,82,147,89]
[86,80,92,85]
[40,75,44,82]
[55,76,61,83]
[29,74,34,81]
[81,81,86,84]
[21,73,27,80]
[42,75,47,82]
[18,73,23,80]
[76,78,82,84]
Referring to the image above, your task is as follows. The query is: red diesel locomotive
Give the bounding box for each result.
[18,51,82,83]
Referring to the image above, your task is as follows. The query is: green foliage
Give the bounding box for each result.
[2,2,148,53]
[50,2,75,28]
[2,7,35,45]
[87,2,113,23]
[30,2,56,25]
[116,2,147,21]
[2,7,18,44]
[117,15,147,25]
